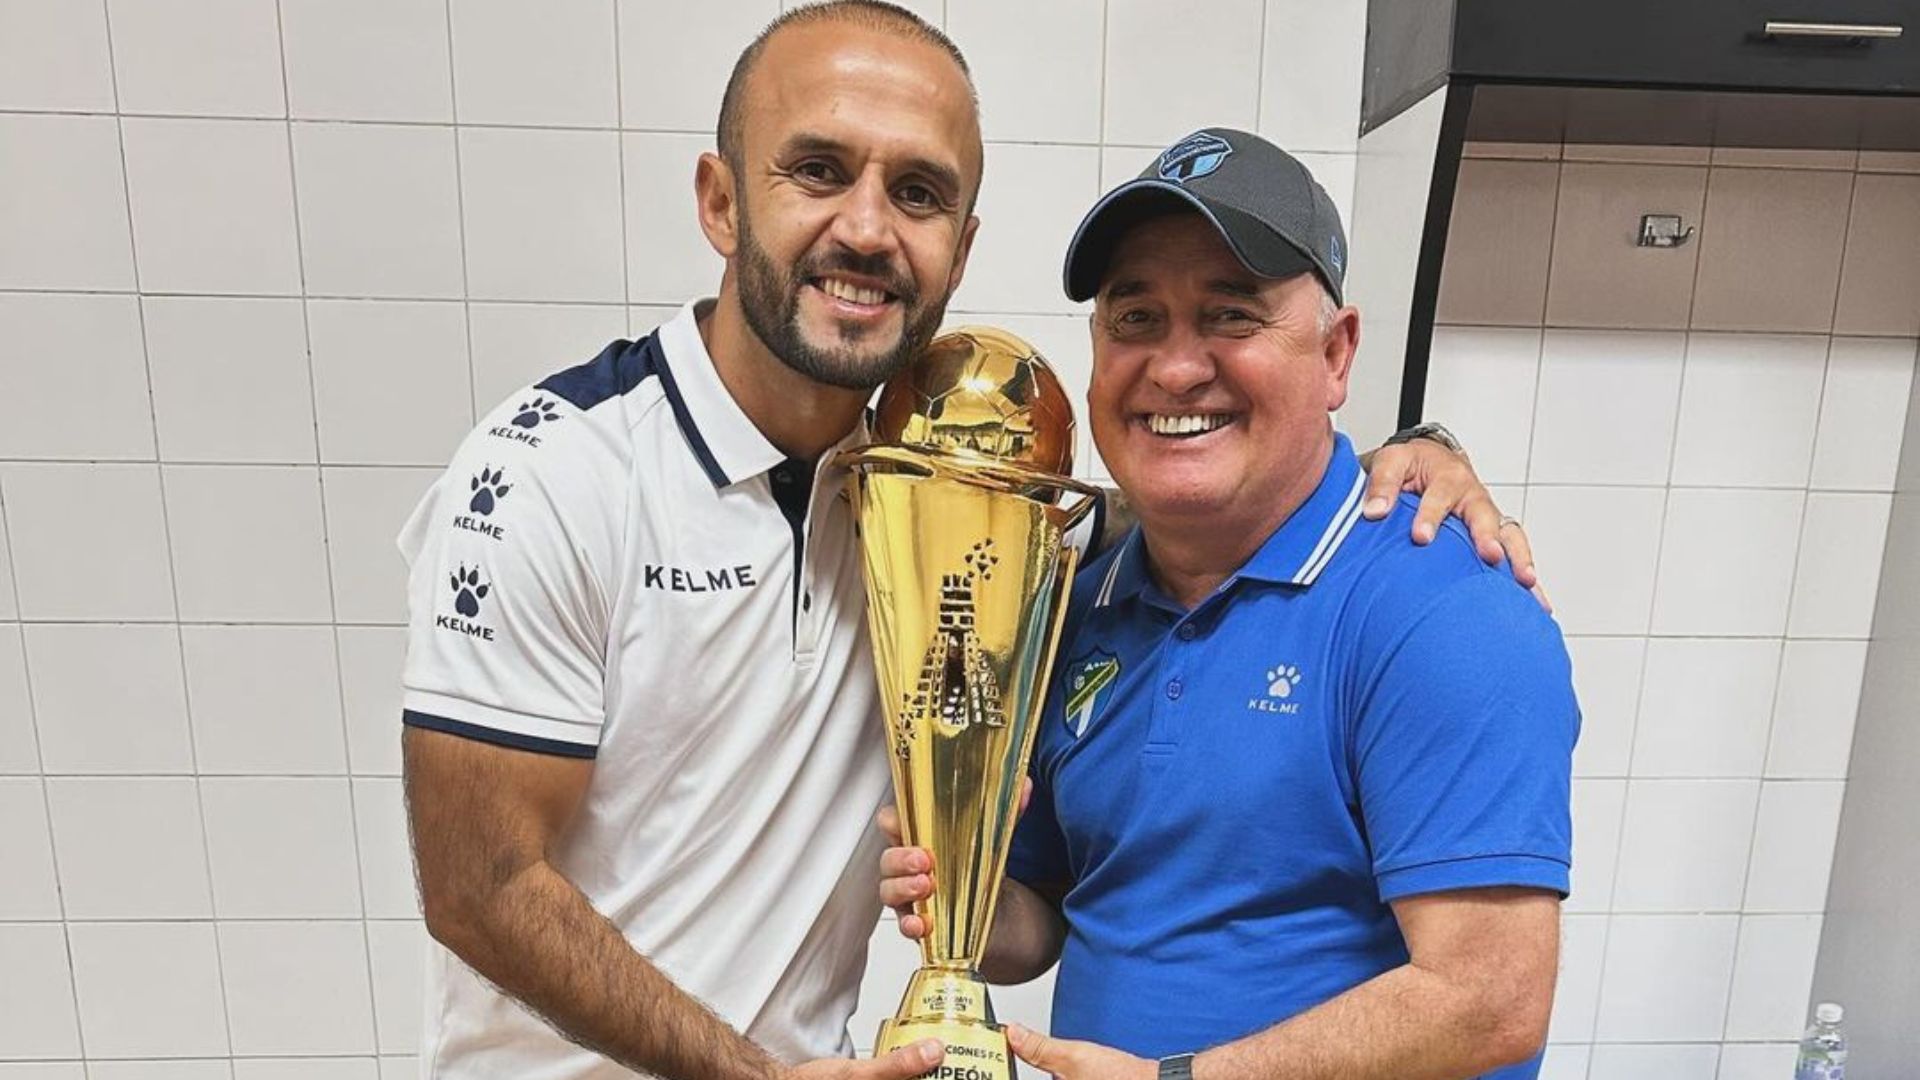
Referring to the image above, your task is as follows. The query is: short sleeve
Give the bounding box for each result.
[398,393,628,757]
[1349,571,1580,903]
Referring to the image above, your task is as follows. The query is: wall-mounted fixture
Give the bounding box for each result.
[1637,213,1695,248]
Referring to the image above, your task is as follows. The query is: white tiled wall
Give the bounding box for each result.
[0,0,1366,1072]
[1431,142,1920,1076]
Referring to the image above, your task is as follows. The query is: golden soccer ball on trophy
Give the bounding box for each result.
[870,327,1077,474]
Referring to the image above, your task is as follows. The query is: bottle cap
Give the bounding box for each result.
[1816,1002,1844,1024]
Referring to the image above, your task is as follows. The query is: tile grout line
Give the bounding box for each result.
[1515,154,1567,504]
[1096,0,1109,150]
[0,109,1161,145]
[3,436,86,1060]
[0,457,1903,498]
[45,0,129,1047]
[8,617,410,629]
[0,457,435,470]
[0,286,573,304]
[0,105,1914,167]
[0,616,1882,641]
[1788,170,1867,638]
[447,0,477,429]
[8,772,401,782]
[1435,318,1920,347]
[0,770,1840,784]
[0,286,1105,322]
[275,0,386,1056]
[1251,0,1269,133]
[611,0,634,344]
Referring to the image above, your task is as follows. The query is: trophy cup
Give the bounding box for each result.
[844,328,1099,1078]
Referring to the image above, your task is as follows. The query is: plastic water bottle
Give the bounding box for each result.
[1794,1002,1848,1080]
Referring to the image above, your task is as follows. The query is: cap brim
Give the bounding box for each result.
[1061,179,1319,302]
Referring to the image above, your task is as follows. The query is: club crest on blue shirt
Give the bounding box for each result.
[1063,648,1121,738]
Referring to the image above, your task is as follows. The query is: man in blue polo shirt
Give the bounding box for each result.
[880,129,1577,1080]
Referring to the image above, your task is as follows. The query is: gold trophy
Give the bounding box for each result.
[845,328,1099,1078]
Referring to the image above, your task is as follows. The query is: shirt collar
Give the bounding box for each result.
[1237,432,1368,586]
[1092,431,1368,609]
[653,300,791,488]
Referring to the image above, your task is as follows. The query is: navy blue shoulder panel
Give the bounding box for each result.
[535,334,661,412]
[530,329,730,487]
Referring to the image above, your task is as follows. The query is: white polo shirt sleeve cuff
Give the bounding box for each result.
[401,692,601,759]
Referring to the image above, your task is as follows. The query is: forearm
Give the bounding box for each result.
[431,857,780,1080]
[1191,960,1544,1080]
[979,878,1066,985]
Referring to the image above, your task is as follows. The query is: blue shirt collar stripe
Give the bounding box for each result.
[1290,468,1367,585]
[1094,537,1129,607]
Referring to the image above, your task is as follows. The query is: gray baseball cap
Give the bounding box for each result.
[1062,128,1348,305]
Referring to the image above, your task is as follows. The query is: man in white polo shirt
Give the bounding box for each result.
[397,3,1530,1079]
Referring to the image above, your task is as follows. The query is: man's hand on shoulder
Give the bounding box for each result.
[1361,433,1550,612]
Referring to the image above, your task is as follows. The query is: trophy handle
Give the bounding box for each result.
[841,444,1103,532]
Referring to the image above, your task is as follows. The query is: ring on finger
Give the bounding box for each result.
[1499,515,1522,529]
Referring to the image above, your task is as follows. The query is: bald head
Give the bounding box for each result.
[717,1,976,171]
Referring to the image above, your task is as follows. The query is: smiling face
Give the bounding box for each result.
[718,21,982,391]
[1088,210,1358,537]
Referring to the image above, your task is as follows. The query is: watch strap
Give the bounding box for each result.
[1384,420,1465,456]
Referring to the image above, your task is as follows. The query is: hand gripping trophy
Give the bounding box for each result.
[844,328,1099,1079]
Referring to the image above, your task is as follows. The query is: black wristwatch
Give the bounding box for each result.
[1383,421,1465,456]
[1158,1053,1195,1080]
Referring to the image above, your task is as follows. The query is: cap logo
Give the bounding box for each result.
[1157,132,1233,184]
[1327,232,1344,273]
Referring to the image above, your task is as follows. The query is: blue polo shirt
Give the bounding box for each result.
[1007,433,1577,1076]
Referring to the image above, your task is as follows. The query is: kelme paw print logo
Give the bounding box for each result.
[469,466,511,516]
[450,564,491,617]
[512,396,561,429]
[1266,665,1302,699]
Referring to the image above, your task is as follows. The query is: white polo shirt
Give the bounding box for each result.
[399,300,891,1077]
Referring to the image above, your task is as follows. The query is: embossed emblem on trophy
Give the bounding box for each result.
[844,328,1098,1078]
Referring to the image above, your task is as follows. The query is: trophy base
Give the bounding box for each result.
[875,968,1018,1080]
[877,1018,1016,1079]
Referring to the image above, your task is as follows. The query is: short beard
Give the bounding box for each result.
[734,207,947,391]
